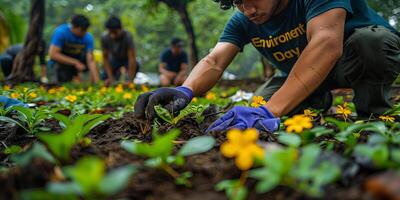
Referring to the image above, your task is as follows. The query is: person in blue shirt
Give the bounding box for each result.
[134,0,400,133]
[159,38,189,86]
[48,14,99,83]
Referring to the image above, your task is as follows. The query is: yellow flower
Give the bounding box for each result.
[123,93,132,99]
[379,115,395,123]
[336,103,351,119]
[284,114,313,133]
[48,88,57,94]
[303,109,317,119]
[191,97,198,103]
[141,85,149,92]
[221,92,228,98]
[128,83,135,89]
[115,84,124,93]
[250,96,267,107]
[57,86,65,92]
[29,92,38,99]
[23,87,28,92]
[100,87,108,94]
[205,92,216,100]
[77,90,85,96]
[10,92,20,99]
[3,85,11,91]
[220,129,265,170]
[65,95,77,103]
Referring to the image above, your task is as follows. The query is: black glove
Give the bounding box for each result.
[134,86,193,119]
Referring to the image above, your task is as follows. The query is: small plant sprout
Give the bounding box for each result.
[284,115,313,133]
[47,156,136,199]
[154,104,207,125]
[122,129,215,187]
[216,129,265,200]
[0,106,52,135]
[250,96,267,108]
[336,102,351,122]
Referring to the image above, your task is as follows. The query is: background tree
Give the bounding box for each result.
[144,0,199,67]
[7,0,45,83]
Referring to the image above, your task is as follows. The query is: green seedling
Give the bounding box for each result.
[0,103,15,116]
[215,179,248,200]
[122,129,215,186]
[154,104,208,125]
[0,106,52,135]
[46,156,136,200]
[249,144,341,197]
[39,114,110,161]
[10,143,56,166]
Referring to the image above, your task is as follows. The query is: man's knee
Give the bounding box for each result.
[344,25,400,83]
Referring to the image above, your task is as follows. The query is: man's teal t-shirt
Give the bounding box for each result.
[219,0,398,75]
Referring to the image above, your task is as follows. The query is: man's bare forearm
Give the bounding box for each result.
[50,51,80,66]
[265,36,343,117]
[183,55,225,96]
[127,59,137,81]
[103,58,114,79]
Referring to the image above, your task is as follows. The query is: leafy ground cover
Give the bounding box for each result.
[0,82,400,200]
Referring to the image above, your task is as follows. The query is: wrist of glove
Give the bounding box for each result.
[206,106,280,133]
[0,95,27,108]
[134,86,193,119]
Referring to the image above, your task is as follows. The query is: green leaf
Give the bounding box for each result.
[178,136,215,156]
[0,116,29,133]
[295,144,320,179]
[3,145,22,154]
[99,164,137,195]
[80,114,110,137]
[63,156,105,196]
[52,113,71,129]
[38,128,77,161]
[47,182,82,195]
[278,134,301,147]
[12,106,34,122]
[250,169,281,193]
[122,129,180,160]
[154,105,173,124]
[10,143,55,166]
[354,144,389,168]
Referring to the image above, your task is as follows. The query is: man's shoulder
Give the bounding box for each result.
[161,48,172,55]
[54,24,70,34]
[229,11,249,24]
[83,32,94,42]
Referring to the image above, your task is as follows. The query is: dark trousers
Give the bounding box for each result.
[0,53,13,77]
[100,59,140,81]
[254,25,400,116]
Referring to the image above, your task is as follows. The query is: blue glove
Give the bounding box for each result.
[206,106,280,133]
[134,86,193,119]
[0,95,26,108]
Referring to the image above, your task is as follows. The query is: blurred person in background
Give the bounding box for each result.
[0,40,47,82]
[48,14,99,83]
[159,38,189,87]
[101,16,139,85]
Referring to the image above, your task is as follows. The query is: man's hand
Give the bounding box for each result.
[134,86,193,119]
[206,106,280,133]
[74,61,86,72]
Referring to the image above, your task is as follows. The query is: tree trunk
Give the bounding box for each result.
[176,5,199,67]
[7,0,45,83]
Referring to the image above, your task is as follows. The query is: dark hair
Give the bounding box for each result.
[212,0,238,10]
[171,38,184,46]
[71,14,90,30]
[105,16,122,30]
